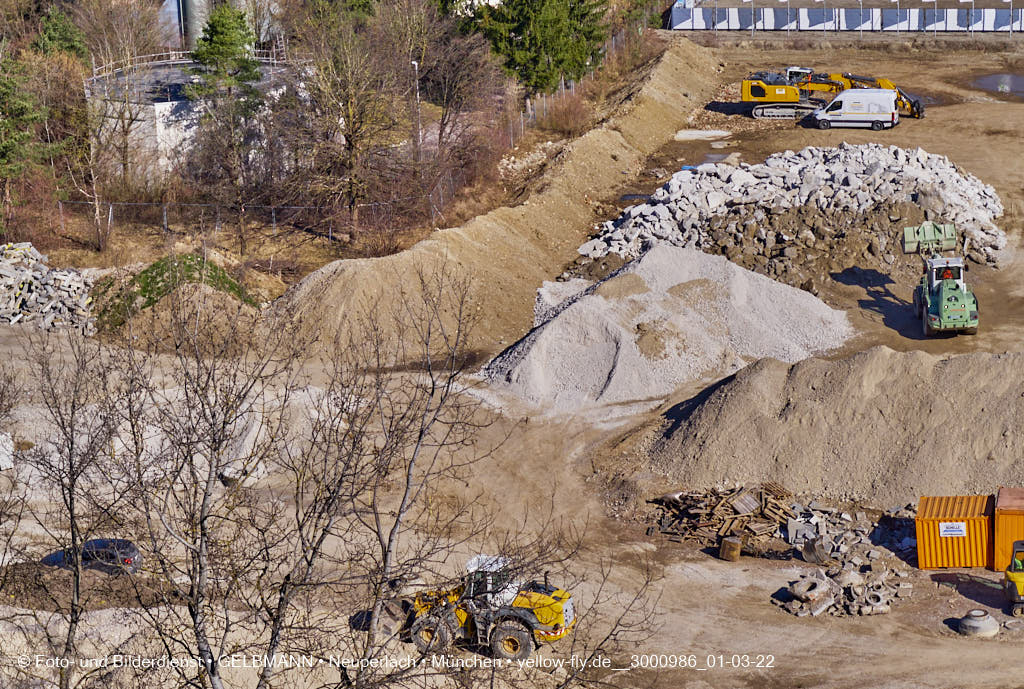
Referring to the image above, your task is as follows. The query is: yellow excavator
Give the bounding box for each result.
[741,66,925,120]
[1006,540,1024,617]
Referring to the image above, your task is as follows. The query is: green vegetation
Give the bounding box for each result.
[94,253,255,331]
[188,3,260,101]
[31,7,88,60]
[0,60,44,230]
[475,0,608,93]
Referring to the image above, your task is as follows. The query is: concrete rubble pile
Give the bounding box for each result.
[0,243,95,334]
[578,144,1006,274]
[779,503,917,618]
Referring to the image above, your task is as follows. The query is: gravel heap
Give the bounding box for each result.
[0,243,94,334]
[577,144,1005,284]
[483,245,852,413]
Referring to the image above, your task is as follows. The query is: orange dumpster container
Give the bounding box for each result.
[915,495,993,570]
[995,487,1024,572]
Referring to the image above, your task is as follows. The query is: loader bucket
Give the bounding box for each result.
[902,222,957,254]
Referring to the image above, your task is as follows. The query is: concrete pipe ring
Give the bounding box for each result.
[958,609,999,638]
[791,579,823,602]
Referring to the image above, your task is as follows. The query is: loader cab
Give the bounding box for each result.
[1011,543,1024,572]
[464,555,520,608]
[1006,540,1024,616]
[926,256,966,293]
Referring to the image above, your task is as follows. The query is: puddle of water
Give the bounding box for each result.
[971,73,1024,99]
[619,194,650,202]
[701,153,730,164]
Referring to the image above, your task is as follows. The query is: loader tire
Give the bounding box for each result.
[411,615,453,654]
[1012,604,1024,617]
[490,620,533,661]
[922,316,934,338]
[912,292,921,319]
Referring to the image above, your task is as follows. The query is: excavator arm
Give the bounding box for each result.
[843,73,926,118]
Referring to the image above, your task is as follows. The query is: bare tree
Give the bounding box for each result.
[0,360,23,594]
[14,333,127,689]
[424,27,504,161]
[241,0,278,44]
[71,0,168,68]
[292,2,399,228]
[66,88,153,250]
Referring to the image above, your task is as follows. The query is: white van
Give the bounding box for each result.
[812,89,899,131]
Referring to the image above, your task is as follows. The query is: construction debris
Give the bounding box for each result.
[779,503,915,618]
[648,484,918,618]
[0,243,95,334]
[648,482,797,549]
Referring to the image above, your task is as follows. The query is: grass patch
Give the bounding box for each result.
[94,253,256,332]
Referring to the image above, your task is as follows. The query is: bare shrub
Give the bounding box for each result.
[538,93,594,138]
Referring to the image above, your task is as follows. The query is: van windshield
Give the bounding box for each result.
[826,100,842,112]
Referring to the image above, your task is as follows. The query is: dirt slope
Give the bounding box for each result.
[645,346,1024,506]
[273,40,722,356]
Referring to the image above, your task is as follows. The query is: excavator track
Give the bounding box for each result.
[751,103,819,120]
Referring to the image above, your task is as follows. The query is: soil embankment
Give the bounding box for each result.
[274,40,722,356]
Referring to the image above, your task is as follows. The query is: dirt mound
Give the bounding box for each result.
[483,245,852,412]
[646,346,1024,506]
[116,282,258,351]
[272,39,723,356]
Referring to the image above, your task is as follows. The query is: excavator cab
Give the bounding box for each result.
[1006,540,1024,617]
[785,66,814,84]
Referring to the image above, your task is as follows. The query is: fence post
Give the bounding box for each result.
[107,203,113,233]
[162,204,168,234]
[271,207,277,234]
[328,219,333,242]
[58,201,65,233]
[215,206,221,236]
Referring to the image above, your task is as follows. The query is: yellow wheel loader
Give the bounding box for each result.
[1006,540,1024,617]
[396,556,575,661]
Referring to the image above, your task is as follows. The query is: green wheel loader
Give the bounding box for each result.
[903,222,979,337]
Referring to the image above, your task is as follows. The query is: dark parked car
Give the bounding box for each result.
[40,539,142,575]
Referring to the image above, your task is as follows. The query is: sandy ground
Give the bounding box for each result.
[477,37,1024,688]
[5,35,1024,689]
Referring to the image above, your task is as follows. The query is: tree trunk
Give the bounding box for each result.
[60,497,81,689]
[2,181,12,232]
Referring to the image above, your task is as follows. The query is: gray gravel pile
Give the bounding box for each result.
[484,245,852,413]
[0,243,95,334]
[579,144,1005,269]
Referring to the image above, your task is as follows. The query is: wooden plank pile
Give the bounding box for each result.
[647,482,797,547]
[0,243,95,334]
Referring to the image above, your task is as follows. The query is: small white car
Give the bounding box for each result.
[813,89,899,131]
